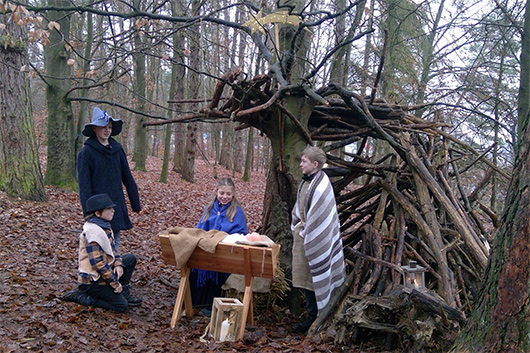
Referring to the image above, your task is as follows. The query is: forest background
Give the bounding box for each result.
[1,0,530,351]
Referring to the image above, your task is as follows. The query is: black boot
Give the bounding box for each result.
[122,284,142,307]
[292,315,316,334]
[293,289,318,334]
[61,287,95,306]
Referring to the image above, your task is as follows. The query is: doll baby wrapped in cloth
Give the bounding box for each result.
[220,232,274,247]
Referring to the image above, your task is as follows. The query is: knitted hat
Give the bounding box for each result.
[82,107,123,137]
[85,194,116,214]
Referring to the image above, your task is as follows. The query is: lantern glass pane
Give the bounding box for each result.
[403,270,425,290]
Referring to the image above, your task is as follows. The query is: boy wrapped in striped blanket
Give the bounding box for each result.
[291,146,345,334]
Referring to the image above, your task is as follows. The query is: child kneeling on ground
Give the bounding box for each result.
[62,193,142,312]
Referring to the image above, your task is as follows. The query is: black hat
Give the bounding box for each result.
[82,107,123,137]
[85,194,116,214]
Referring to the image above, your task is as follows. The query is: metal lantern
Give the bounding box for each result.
[402,260,426,291]
[210,297,244,342]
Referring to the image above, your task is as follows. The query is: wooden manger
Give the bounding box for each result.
[159,233,280,339]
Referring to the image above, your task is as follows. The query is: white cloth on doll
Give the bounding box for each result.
[221,233,275,248]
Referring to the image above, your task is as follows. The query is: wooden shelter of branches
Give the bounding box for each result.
[149,67,507,350]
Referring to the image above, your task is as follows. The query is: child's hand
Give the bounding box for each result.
[114,283,123,294]
[114,266,124,279]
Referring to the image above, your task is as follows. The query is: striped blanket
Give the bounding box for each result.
[292,170,345,312]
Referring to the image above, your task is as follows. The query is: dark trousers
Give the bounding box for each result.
[189,269,229,310]
[113,230,121,252]
[305,289,318,320]
[80,253,136,312]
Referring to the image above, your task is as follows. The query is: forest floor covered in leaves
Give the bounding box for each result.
[0,155,396,352]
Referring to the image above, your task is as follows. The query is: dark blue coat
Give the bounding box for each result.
[77,137,141,232]
[196,200,248,234]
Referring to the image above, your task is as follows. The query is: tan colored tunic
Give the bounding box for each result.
[292,181,314,291]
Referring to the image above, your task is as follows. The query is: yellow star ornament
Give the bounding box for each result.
[243,10,303,34]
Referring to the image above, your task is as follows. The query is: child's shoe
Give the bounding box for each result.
[61,288,95,306]
[61,288,80,302]
[199,308,211,317]
[122,284,142,307]
[292,315,316,334]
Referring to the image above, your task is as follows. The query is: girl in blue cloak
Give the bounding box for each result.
[189,176,248,315]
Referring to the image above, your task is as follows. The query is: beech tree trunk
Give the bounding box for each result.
[250,0,313,314]
[75,8,93,157]
[43,0,76,189]
[180,0,201,183]
[0,11,46,201]
[242,128,254,182]
[132,0,148,171]
[161,0,185,183]
[261,98,314,263]
[171,13,187,175]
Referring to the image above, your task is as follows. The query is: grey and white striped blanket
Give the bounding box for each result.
[292,170,345,312]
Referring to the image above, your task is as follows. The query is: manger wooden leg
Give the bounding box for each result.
[243,280,254,324]
[239,280,254,339]
[170,266,192,328]
[247,294,253,324]
[238,247,255,339]
[183,274,193,318]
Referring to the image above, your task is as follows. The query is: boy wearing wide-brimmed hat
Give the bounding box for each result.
[62,193,142,311]
[77,107,141,251]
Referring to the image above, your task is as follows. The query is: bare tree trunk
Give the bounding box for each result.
[415,0,445,118]
[491,42,508,213]
[181,122,197,182]
[180,0,201,182]
[75,9,93,157]
[43,0,76,189]
[233,130,243,175]
[361,0,375,94]
[242,128,254,182]
[173,123,186,174]
[213,124,221,164]
[161,0,185,183]
[219,123,232,169]
[518,1,530,145]
[329,0,366,86]
[132,0,147,171]
[171,14,187,175]
[0,11,46,201]
[113,16,128,154]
